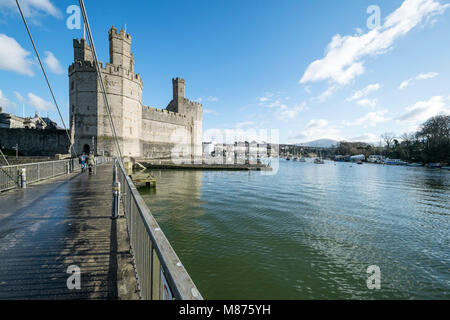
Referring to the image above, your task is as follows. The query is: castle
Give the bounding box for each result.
[0,108,58,130]
[69,26,202,159]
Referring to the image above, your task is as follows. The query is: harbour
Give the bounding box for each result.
[139,159,450,299]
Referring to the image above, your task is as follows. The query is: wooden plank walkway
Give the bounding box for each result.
[0,164,138,300]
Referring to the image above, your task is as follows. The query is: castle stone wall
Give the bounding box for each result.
[0,128,70,156]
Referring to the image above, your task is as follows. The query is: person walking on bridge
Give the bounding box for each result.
[80,153,87,172]
[87,152,96,175]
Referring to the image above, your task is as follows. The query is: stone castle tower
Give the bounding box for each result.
[69,26,202,159]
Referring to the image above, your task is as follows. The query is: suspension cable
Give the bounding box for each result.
[0,148,10,166]
[15,0,78,159]
[78,0,123,164]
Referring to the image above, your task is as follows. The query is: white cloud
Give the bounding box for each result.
[397,95,450,123]
[277,103,306,120]
[344,110,390,127]
[357,98,378,108]
[349,133,380,143]
[347,83,381,101]
[199,96,219,103]
[300,0,449,85]
[0,0,61,19]
[203,108,219,115]
[27,93,53,111]
[14,91,25,103]
[398,72,438,89]
[0,34,34,76]
[235,121,255,129]
[0,90,11,107]
[356,110,389,127]
[0,90,17,113]
[290,119,342,142]
[312,85,338,103]
[306,119,329,130]
[44,51,64,74]
[258,92,306,120]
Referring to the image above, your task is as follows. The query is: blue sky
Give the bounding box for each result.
[0,0,449,144]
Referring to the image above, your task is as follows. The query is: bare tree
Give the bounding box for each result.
[381,132,396,153]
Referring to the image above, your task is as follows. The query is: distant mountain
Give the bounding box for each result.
[296,139,339,148]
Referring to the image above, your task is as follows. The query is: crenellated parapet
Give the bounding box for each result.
[181,97,202,109]
[73,38,89,48]
[69,60,142,86]
[100,63,143,86]
[142,105,188,126]
[109,26,132,43]
[69,60,96,75]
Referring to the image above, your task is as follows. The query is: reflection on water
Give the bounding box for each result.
[140,161,450,299]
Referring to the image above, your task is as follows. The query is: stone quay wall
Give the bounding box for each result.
[0,128,70,156]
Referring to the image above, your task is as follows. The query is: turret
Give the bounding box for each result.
[73,38,93,62]
[172,77,185,103]
[108,26,134,72]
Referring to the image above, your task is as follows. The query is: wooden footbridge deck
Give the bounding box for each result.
[0,160,202,300]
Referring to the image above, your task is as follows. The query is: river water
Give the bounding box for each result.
[140,160,449,299]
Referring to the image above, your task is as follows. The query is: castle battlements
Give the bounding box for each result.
[108,26,132,43]
[69,60,96,73]
[173,77,185,83]
[182,98,202,108]
[73,38,90,48]
[100,63,143,85]
[143,106,187,118]
[69,60,142,85]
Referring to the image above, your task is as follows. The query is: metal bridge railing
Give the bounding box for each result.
[0,156,111,192]
[115,159,203,300]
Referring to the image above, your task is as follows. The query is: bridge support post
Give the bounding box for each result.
[112,158,120,219]
[20,168,26,189]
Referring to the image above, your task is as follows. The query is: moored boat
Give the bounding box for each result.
[314,158,324,164]
[407,163,422,167]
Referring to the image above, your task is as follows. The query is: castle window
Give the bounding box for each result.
[71,81,74,90]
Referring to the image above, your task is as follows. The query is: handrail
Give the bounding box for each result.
[0,157,111,192]
[1,159,73,169]
[116,160,202,300]
[1,156,110,169]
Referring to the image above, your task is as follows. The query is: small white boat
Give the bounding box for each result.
[407,163,422,167]
[314,158,324,164]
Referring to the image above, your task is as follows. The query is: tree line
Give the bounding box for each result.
[335,115,450,164]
